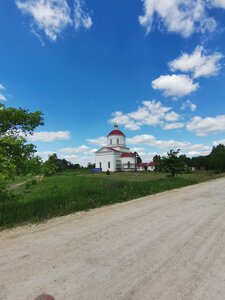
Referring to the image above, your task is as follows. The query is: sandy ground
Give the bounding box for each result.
[1,178,225,300]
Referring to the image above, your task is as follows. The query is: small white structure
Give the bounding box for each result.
[95,125,136,172]
[137,162,156,172]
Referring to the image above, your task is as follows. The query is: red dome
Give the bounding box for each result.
[107,129,125,137]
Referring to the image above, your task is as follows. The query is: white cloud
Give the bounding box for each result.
[86,136,107,146]
[152,74,199,98]
[35,150,55,161]
[60,145,89,153]
[127,134,211,157]
[16,0,72,41]
[163,122,184,130]
[213,139,225,146]
[127,134,189,149]
[109,100,182,130]
[164,111,180,122]
[59,145,97,155]
[0,84,5,90]
[181,100,197,112]
[27,130,71,142]
[139,0,217,38]
[212,0,225,9]
[110,112,141,130]
[169,46,224,78]
[0,93,7,101]
[74,0,93,30]
[186,115,225,136]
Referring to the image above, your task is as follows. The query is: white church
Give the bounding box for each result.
[95,125,136,172]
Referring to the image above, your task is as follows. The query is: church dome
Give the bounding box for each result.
[107,129,125,137]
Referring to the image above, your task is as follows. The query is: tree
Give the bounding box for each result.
[208,144,225,173]
[161,149,185,177]
[42,154,59,176]
[153,155,162,172]
[0,103,44,200]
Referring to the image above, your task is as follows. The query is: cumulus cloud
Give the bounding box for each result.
[139,0,218,38]
[109,100,182,131]
[186,115,225,136]
[74,0,93,30]
[126,134,211,157]
[152,74,199,98]
[164,111,180,122]
[86,136,107,146]
[16,0,92,42]
[59,145,97,154]
[169,46,224,78]
[27,130,71,142]
[181,100,197,112]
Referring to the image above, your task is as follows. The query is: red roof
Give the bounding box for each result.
[107,129,125,137]
[121,152,135,158]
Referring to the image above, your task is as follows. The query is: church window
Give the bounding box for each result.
[99,162,102,168]
[117,138,119,144]
[127,161,130,169]
[110,139,112,145]
[108,162,110,168]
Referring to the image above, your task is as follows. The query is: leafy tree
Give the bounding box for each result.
[190,155,209,170]
[26,156,43,175]
[161,149,185,177]
[153,155,162,172]
[208,144,225,173]
[0,103,44,200]
[42,153,59,176]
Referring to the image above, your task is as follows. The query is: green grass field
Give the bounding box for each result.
[0,171,224,229]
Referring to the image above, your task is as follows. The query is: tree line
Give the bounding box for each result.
[153,145,225,177]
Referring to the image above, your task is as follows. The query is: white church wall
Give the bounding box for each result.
[95,152,116,172]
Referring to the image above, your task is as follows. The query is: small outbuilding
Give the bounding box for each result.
[137,162,156,172]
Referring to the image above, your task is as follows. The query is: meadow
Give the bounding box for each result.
[1,170,224,229]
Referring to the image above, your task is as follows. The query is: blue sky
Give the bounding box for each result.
[1,0,225,165]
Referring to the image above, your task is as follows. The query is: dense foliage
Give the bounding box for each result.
[153,145,225,175]
[0,104,44,201]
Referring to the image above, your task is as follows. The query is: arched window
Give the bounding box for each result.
[99,162,102,168]
[117,138,119,144]
[110,139,112,145]
[127,161,130,169]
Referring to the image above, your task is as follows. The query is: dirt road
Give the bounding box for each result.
[1,178,225,300]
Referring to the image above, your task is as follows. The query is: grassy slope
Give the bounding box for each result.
[0,171,224,229]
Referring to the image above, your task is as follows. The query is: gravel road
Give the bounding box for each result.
[1,178,225,300]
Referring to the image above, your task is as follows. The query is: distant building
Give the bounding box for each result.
[95,125,136,172]
[137,162,156,172]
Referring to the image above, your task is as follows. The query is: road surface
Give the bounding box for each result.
[1,178,225,300]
